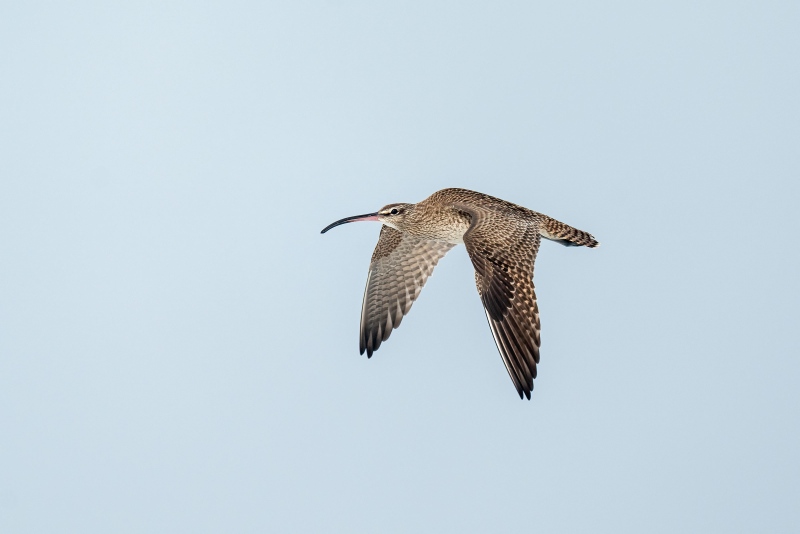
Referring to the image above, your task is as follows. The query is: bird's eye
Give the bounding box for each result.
[390,208,399,215]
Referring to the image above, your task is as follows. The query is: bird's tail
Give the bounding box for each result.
[540,216,599,248]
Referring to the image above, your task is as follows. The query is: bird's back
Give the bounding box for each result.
[423,188,598,248]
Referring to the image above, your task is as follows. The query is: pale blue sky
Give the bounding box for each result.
[1,1,799,532]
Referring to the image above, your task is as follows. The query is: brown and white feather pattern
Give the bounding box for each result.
[360,226,455,356]
[456,202,543,399]
[323,187,598,400]
[541,215,599,248]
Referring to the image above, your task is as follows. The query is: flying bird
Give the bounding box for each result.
[320,188,598,399]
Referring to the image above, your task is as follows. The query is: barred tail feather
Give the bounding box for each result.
[540,216,599,248]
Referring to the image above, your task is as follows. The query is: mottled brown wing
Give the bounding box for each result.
[360,226,455,357]
[459,206,542,400]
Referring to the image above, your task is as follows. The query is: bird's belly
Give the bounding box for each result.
[443,233,466,245]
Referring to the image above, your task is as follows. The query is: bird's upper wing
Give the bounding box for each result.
[360,226,455,356]
[458,204,542,399]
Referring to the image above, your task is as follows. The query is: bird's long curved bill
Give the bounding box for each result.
[320,212,379,234]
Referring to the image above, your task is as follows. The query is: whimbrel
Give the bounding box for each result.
[321,188,598,399]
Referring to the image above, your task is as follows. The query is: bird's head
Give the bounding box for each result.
[320,202,415,234]
[376,203,414,230]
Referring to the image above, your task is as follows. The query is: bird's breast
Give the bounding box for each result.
[405,208,472,244]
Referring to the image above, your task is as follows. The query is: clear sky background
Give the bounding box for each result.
[2,1,799,532]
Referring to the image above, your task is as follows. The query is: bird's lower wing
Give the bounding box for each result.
[459,205,542,399]
[360,226,455,356]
